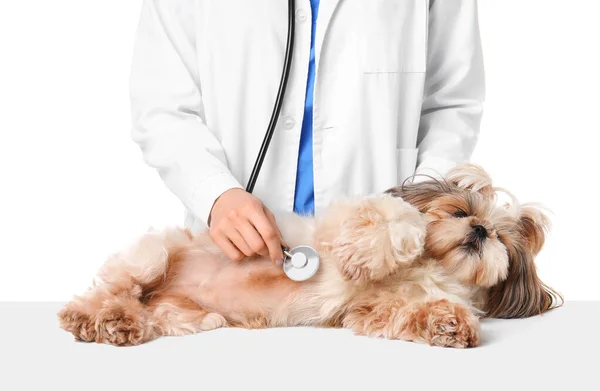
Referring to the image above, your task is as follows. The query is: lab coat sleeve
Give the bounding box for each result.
[130,0,243,226]
[415,0,485,179]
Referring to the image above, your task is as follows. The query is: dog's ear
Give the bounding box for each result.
[486,205,562,318]
[385,180,448,213]
[386,163,492,211]
[518,204,549,256]
[446,164,494,197]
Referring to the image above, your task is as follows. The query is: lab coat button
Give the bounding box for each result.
[296,9,308,23]
[283,116,296,130]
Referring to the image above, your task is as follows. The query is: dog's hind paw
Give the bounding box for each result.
[95,310,146,346]
[58,304,96,342]
[93,298,151,347]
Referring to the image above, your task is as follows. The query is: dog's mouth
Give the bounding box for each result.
[462,236,483,253]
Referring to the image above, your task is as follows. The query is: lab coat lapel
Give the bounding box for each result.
[314,0,342,71]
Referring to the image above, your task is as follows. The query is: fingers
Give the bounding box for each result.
[248,207,284,263]
[264,208,285,259]
[228,228,255,258]
[212,234,244,262]
[236,221,269,257]
[208,188,284,263]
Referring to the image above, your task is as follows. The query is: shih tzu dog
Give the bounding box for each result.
[58,164,562,348]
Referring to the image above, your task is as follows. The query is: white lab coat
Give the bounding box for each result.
[130,0,485,232]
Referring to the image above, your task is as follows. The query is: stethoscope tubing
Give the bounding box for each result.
[245,0,296,194]
[242,0,319,281]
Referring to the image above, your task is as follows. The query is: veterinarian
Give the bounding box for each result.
[130,0,485,264]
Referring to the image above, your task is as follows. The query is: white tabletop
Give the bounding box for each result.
[0,301,597,391]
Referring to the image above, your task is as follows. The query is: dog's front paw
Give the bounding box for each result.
[332,214,397,282]
[419,300,480,349]
[339,261,372,283]
[331,195,426,282]
[388,217,426,264]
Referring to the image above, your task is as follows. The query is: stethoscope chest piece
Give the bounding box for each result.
[283,245,320,281]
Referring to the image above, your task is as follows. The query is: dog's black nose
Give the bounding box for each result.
[472,225,487,239]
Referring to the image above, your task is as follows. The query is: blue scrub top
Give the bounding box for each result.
[293,0,320,216]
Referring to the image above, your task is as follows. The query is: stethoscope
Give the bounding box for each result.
[245,0,319,282]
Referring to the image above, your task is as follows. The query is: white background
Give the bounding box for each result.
[0,0,598,301]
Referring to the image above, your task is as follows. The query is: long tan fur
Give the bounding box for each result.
[58,164,561,348]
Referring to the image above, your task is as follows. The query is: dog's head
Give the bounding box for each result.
[386,164,562,318]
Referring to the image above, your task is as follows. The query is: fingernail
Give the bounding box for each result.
[275,258,283,266]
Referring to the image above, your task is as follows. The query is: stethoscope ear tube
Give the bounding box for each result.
[245,0,296,194]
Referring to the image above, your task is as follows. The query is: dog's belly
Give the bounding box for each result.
[170,250,302,323]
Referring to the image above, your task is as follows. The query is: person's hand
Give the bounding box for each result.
[208,188,284,264]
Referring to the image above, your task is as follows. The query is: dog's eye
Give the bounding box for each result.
[453,210,468,218]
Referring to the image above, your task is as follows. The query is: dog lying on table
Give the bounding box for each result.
[58,164,561,347]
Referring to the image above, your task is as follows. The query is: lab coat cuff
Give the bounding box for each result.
[190,173,244,227]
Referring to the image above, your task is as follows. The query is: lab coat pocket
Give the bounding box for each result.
[359,0,428,74]
[397,148,419,184]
